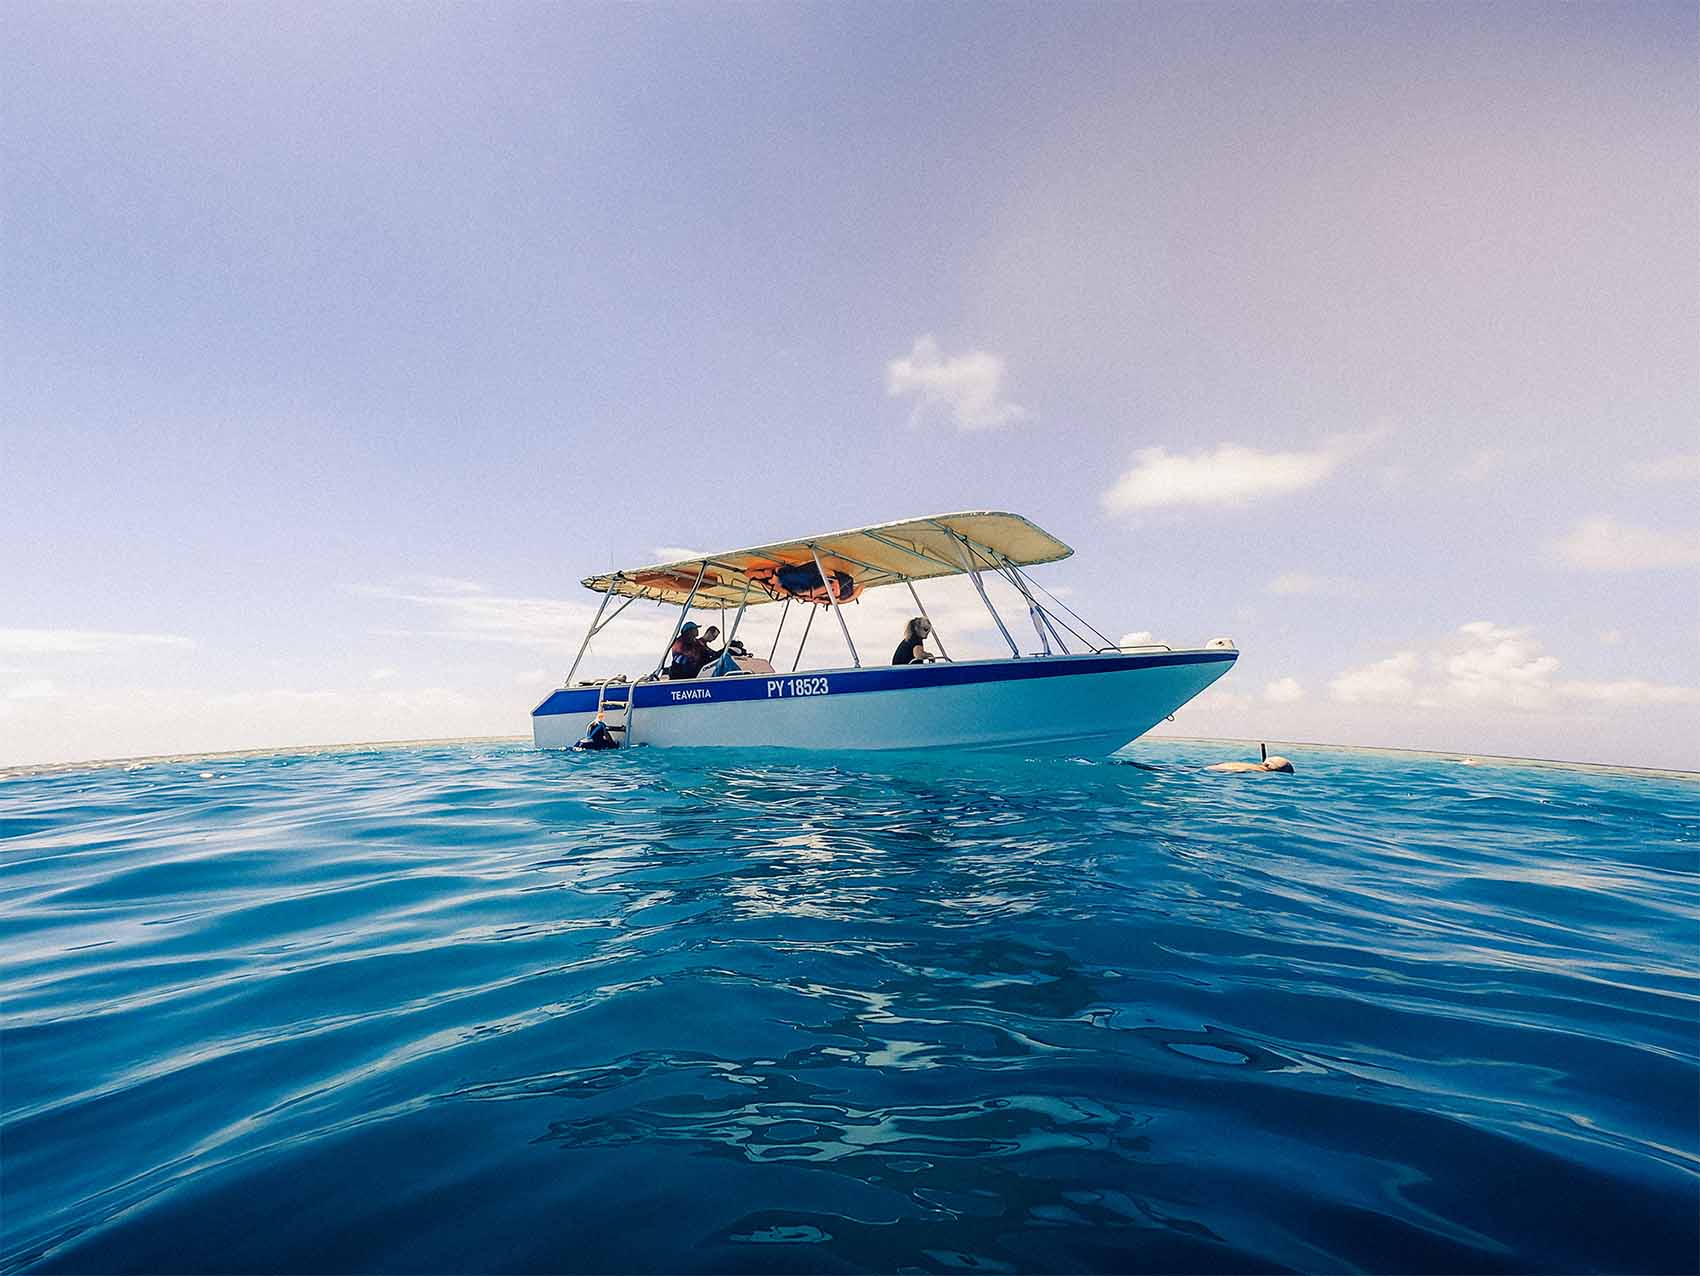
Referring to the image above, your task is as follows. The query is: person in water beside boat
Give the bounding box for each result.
[1206,743,1295,774]
[892,617,940,666]
[666,622,723,679]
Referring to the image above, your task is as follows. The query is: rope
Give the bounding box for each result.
[1015,566,1116,649]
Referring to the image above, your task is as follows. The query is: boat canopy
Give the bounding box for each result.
[582,511,1073,608]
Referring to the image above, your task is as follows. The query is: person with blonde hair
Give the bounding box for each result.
[892,617,939,666]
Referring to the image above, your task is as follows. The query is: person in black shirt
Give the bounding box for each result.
[892,617,939,666]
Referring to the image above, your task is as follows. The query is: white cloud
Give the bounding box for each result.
[1443,621,1560,710]
[1265,571,1360,597]
[650,546,709,563]
[0,629,193,656]
[1101,432,1380,514]
[355,579,669,655]
[886,335,1025,430]
[1561,680,1700,707]
[369,667,398,681]
[1262,677,1304,704]
[1329,651,1420,704]
[1183,682,1252,712]
[1117,630,1156,648]
[1329,622,1699,714]
[416,576,485,595]
[0,683,506,768]
[1624,453,1700,484]
[1556,516,1700,571]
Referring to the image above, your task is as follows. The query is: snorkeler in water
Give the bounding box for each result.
[1205,743,1294,774]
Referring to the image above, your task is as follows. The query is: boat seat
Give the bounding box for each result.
[697,654,775,677]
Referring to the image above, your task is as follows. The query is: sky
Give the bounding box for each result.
[3,1,1697,770]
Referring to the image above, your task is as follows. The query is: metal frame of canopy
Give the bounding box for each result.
[563,511,1127,686]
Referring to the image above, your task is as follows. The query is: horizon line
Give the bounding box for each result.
[3,733,1693,784]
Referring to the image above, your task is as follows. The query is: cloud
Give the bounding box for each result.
[1184,683,1252,712]
[1329,621,1699,714]
[886,335,1025,430]
[1117,630,1156,648]
[651,546,709,563]
[0,628,194,655]
[1265,571,1360,597]
[416,576,485,594]
[1443,621,1560,710]
[1561,680,1700,707]
[355,579,670,655]
[1329,652,1420,705]
[1262,677,1304,704]
[0,683,505,767]
[1556,516,1700,571]
[1101,432,1380,514]
[1623,453,1700,484]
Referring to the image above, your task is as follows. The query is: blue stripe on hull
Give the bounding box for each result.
[532,650,1235,718]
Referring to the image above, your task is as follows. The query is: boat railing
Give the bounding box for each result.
[572,646,1183,687]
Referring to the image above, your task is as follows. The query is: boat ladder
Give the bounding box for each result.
[595,677,637,746]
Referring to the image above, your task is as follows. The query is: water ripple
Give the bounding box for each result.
[1,741,1695,1273]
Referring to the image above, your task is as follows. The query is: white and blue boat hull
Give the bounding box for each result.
[532,649,1236,757]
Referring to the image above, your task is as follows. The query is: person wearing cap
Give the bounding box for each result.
[666,622,721,679]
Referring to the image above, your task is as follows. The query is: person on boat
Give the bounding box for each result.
[892,617,940,666]
[695,625,725,672]
[666,622,721,679]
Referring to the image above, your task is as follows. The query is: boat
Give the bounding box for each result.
[532,511,1237,756]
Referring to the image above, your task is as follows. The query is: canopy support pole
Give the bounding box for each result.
[767,597,792,663]
[654,561,708,677]
[952,535,1019,657]
[1037,602,1071,654]
[790,601,817,672]
[721,578,754,668]
[904,580,950,661]
[566,577,618,684]
[994,554,1068,655]
[810,544,860,667]
[1030,590,1074,654]
[999,557,1051,655]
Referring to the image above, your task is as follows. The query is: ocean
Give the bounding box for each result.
[2,739,1695,1273]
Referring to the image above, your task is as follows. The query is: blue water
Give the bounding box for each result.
[2,740,1696,1274]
